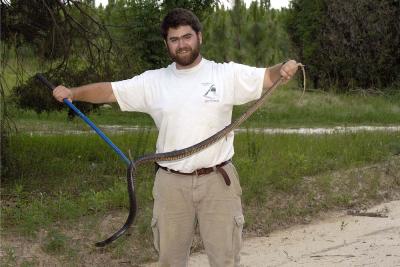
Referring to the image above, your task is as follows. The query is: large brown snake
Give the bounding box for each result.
[95,64,306,247]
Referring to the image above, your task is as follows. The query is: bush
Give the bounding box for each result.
[285,0,400,91]
[12,67,101,116]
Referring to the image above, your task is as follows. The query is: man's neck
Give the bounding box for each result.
[175,54,203,70]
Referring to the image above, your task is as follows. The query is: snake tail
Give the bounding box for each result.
[95,162,137,247]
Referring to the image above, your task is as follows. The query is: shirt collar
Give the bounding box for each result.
[171,57,206,75]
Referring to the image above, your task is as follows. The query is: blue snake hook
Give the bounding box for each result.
[36,73,131,165]
[36,74,137,248]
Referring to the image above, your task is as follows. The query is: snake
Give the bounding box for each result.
[95,64,306,247]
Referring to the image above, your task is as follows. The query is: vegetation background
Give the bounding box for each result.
[1,0,400,266]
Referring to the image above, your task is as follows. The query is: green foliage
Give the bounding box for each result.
[234,132,397,200]
[1,77,10,179]
[230,0,248,62]
[321,0,400,89]
[201,5,231,62]
[1,180,131,236]
[42,228,78,260]
[161,0,217,21]
[1,0,109,64]
[42,229,71,255]
[5,0,291,113]
[1,0,65,59]
[2,131,398,236]
[101,0,218,78]
[10,86,400,129]
[0,246,17,267]
[3,0,115,116]
[285,0,400,90]
[4,131,157,190]
[243,1,290,65]
[235,87,400,128]
[12,68,100,116]
[285,0,327,88]
[202,0,290,66]
[101,0,166,77]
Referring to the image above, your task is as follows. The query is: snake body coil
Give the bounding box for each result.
[95,76,289,247]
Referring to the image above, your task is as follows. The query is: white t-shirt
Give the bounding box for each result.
[112,58,265,172]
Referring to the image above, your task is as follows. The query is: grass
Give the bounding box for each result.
[42,229,76,257]
[2,47,44,96]
[2,132,400,265]
[2,130,400,265]
[2,131,399,233]
[8,86,400,133]
[2,78,400,265]
[235,87,400,127]
[236,131,399,201]
[0,246,17,267]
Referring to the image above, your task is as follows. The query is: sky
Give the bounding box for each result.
[95,0,290,9]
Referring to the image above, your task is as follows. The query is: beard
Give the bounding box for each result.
[168,39,201,67]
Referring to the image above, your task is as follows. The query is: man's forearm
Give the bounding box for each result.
[263,62,285,89]
[71,82,116,103]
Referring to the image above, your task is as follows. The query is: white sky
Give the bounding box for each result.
[95,0,290,9]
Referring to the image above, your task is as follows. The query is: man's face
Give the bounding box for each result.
[165,25,202,68]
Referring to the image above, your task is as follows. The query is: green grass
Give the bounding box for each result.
[42,229,76,256]
[235,131,398,200]
[0,246,17,267]
[3,85,400,265]
[2,130,400,265]
[2,47,44,96]
[2,131,399,234]
[8,86,400,132]
[235,87,400,127]
[10,104,155,134]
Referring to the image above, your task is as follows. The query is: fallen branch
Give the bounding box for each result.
[311,254,356,258]
[347,211,388,218]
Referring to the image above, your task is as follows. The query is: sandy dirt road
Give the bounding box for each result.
[145,200,400,267]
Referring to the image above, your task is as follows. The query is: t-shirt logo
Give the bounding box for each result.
[202,83,219,102]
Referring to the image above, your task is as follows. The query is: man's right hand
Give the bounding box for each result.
[53,85,73,103]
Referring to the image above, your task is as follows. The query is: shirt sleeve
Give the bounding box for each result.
[230,62,266,105]
[111,72,151,112]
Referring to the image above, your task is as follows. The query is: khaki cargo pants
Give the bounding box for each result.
[151,162,244,267]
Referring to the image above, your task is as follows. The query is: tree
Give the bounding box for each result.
[2,0,116,114]
[202,5,233,62]
[202,0,290,66]
[229,0,248,62]
[1,0,115,179]
[243,0,289,66]
[285,0,326,88]
[286,0,400,90]
[161,0,217,21]
[101,0,168,77]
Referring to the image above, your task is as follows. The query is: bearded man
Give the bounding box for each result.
[53,8,300,267]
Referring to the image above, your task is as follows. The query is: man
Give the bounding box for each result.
[53,8,300,267]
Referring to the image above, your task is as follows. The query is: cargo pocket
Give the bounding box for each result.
[233,214,245,260]
[151,218,160,252]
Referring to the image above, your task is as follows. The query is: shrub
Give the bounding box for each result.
[285,0,400,91]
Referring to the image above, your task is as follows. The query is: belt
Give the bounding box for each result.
[156,160,231,186]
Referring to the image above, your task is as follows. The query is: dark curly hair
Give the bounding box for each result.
[161,8,202,40]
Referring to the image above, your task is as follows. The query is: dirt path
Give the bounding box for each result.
[99,125,400,135]
[25,125,400,136]
[145,200,400,267]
